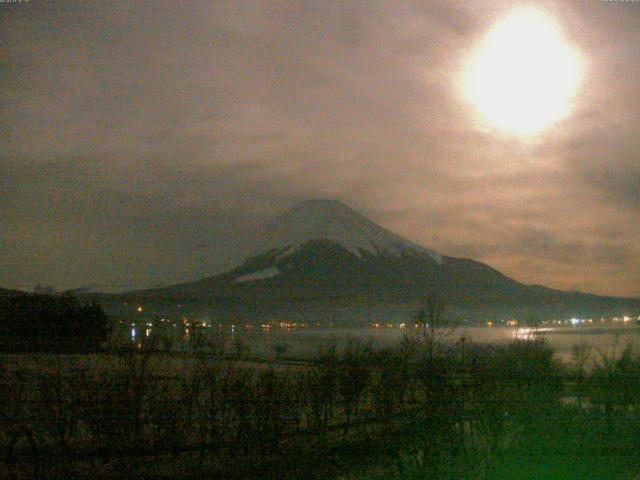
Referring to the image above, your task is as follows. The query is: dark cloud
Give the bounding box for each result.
[571,133,640,211]
[1,0,639,296]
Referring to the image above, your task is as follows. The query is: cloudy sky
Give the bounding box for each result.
[2,0,639,296]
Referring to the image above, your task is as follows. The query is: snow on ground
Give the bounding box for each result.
[233,267,281,283]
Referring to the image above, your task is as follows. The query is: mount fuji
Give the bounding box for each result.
[134,199,637,320]
[249,199,441,264]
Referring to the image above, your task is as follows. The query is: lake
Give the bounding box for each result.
[121,320,640,365]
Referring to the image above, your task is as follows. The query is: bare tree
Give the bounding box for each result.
[406,292,455,359]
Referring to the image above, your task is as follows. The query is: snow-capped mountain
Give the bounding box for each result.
[226,199,443,286]
[253,199,441,263]
[135,199,638,320]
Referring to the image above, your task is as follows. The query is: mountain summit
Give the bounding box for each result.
[252,199,441,263]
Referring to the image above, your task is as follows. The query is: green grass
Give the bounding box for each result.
[341,408,640,480]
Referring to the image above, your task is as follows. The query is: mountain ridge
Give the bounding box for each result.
[127,200,639,320]
[0,200,640,318]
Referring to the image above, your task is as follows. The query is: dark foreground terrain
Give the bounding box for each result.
[1,333,639,480]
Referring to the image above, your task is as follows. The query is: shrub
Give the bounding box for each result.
[337,338,373,427]
[75,352,155,449]
[370,347,412,419]
[587,343,640,416]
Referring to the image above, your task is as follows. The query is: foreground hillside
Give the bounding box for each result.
[1,335,639,479]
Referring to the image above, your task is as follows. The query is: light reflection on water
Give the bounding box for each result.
[514,327,535,341]
[116,322,640,364]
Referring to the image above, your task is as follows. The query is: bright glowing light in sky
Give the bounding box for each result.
[464,7,583,136]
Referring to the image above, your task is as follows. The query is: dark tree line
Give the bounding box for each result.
[0,293,110,351]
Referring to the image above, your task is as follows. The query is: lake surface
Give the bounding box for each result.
[122,321,640,365]
[236,324,640,364]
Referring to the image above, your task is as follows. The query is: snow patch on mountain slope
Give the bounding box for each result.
[233,267,281,283]
[252,199,442,263]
